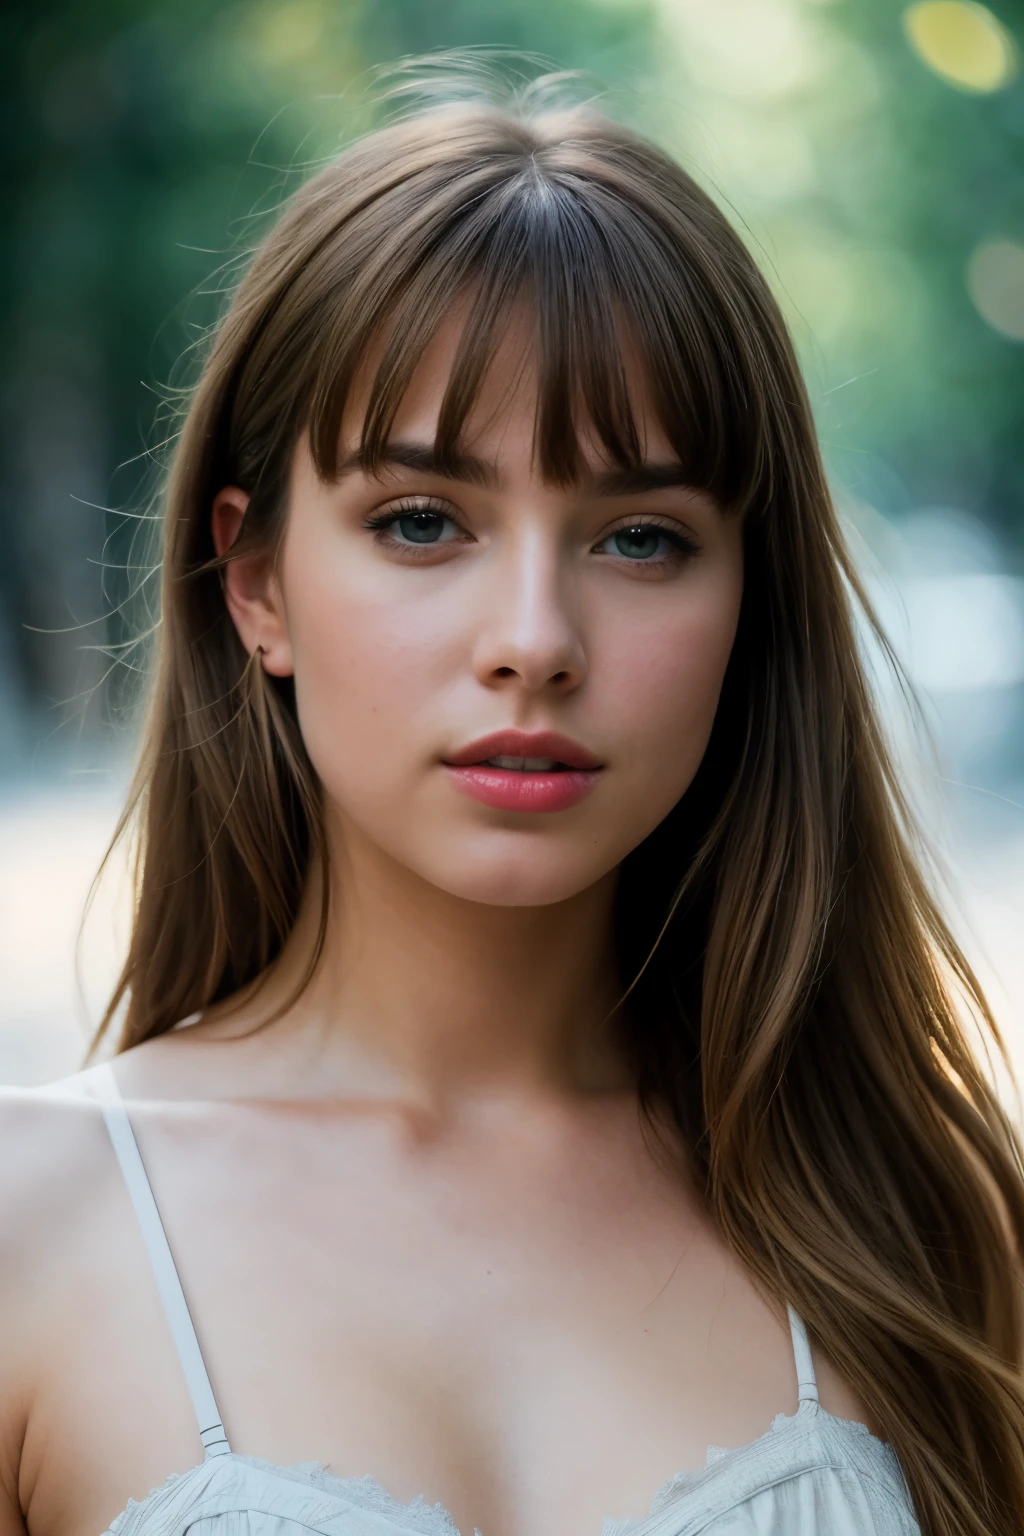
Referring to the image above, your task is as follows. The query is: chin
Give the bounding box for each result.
[411,837,613,909]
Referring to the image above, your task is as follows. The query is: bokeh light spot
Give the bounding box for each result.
[655,0,826,101]
[254,0,328,64]
[967,239,1024,341]
[902,2,1018,92]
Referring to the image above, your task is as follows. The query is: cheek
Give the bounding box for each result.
[279,537,457,789]
[597,577,741,793]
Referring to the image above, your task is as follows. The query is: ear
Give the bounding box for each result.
[211,486,294,678]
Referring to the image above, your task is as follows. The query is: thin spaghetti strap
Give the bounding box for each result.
[786,1304,820,1404]
[89,1062,232,1460]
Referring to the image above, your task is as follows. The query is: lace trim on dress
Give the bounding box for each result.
[108,1456,483,1536]
[107,1401,898,1536]
[241,1460,481,1536]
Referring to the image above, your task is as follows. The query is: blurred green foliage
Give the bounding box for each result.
[1,0,1022,746]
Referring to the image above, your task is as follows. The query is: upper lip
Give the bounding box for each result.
[443,729,604,771]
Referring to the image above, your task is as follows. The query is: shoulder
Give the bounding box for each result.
[0,1074,118,1521]
[0,1071,117,1277]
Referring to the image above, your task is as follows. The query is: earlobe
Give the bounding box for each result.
[258,629,295,678]
[211,484,295,679]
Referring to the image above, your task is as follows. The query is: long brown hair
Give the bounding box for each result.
[88,68,1024,1534]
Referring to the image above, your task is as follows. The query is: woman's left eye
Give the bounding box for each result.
[594,524,697,563]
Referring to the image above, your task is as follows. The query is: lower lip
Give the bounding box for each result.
[443,765,601,813]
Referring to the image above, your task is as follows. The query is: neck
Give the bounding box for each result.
[218,820,631,1112]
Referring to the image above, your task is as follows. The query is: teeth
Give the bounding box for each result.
[486,755,560,771]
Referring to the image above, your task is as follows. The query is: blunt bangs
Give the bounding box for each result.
[279,105,778,516]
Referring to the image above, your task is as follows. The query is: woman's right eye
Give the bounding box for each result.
[363,501,467,552]
[389,510,457,544]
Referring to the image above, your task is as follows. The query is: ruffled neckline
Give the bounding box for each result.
[108,1397,899,1536]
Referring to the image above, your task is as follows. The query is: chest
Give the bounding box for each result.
[23,1104,802,1536]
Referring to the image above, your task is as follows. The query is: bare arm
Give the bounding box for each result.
[0,1086,102,1536]
[0,1406,29,1536]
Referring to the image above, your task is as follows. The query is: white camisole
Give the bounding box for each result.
[89,1061,921,1535]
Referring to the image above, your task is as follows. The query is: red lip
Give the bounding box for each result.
[443,730,603,771]
[441,730,603,814]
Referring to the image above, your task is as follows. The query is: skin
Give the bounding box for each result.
[0,317,868,1536]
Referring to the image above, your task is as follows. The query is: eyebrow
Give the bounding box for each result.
[336,441,700,498]
[337,443,500,489]
[587,463,698,496]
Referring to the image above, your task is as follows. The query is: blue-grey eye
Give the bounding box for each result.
[395,511,447,544]
[610,526,667,559]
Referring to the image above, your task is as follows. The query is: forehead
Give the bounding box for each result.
[338,305,675,479]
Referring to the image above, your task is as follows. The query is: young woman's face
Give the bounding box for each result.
[222,317,745,907]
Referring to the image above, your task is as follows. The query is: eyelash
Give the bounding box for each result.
[363,498,467,558]
[362,498,701,566]
[598,518,701,564]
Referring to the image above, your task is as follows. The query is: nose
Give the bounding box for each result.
[471,529,587,695]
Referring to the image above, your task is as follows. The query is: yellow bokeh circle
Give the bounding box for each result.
[902,1,1018,92]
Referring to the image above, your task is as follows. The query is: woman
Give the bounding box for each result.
[1,73,1022,1536]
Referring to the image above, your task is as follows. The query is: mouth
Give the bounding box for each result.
[481,755,572,772]
[443,730,603,773]
[442,731,603,813]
